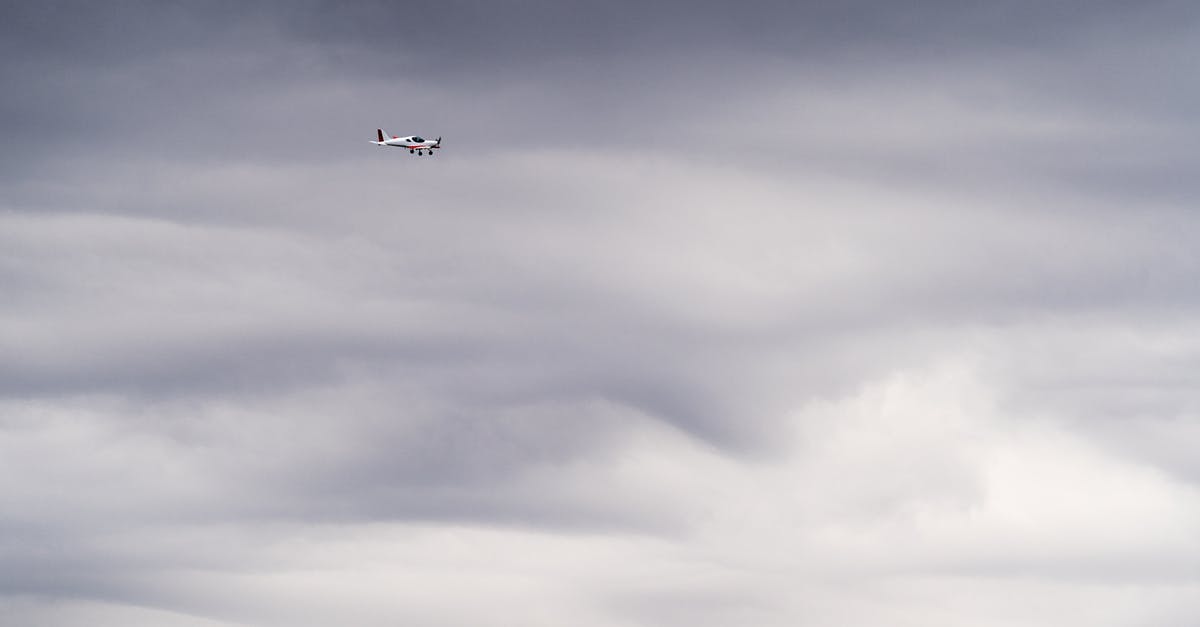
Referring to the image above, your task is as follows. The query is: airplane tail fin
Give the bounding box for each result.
[376,129,385,142]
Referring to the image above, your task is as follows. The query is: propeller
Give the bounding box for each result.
[435,136,442,148]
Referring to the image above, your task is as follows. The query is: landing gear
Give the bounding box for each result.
[410,149,415,154]
[426,150,433,155]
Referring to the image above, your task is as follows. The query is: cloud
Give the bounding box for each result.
[4,362,1196,626]
[3,1,1200,625]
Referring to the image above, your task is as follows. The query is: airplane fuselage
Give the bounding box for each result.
[374,138,438,149]
[370,130,441,154]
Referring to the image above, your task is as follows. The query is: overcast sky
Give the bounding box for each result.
[2,2,1199,625]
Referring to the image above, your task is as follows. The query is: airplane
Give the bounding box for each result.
[370,129,442,155]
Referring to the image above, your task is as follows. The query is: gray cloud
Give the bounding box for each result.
[3,1,1200,625]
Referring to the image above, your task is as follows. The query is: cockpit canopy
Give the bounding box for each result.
[411,136,425,143]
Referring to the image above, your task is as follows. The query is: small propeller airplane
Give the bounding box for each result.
[370,129,442,155]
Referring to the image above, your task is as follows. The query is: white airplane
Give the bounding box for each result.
[370,129,442,155]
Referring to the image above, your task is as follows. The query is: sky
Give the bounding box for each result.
[2,1,1199,625]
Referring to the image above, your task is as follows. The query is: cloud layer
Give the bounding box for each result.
[2,2,1199,625]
